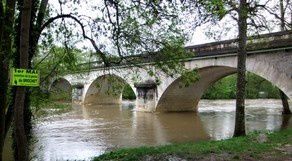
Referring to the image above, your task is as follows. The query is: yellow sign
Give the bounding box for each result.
[10,68,40,87]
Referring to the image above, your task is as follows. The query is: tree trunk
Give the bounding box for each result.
[13,88,28,161]
[281,114,291,129]
[280,0,285,30]
[0,69,6,161]
[234,0,248,137]
[279,0,291,115]
[0,0,16,160]
[0,2,5,160]
[0,59,7,161]
[13,0,32,160]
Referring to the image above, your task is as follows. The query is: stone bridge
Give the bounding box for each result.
[49,30,292,112]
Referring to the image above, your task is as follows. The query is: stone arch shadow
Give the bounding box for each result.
[49,78,72,102]
[83,74,136,105]
[156,65,291,112]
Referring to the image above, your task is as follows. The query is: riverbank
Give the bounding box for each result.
[93,128,292,161]
[32,101,72,117]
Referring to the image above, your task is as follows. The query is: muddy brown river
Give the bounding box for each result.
[3,99,292,161]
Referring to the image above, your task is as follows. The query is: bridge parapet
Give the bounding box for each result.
[186,30,292,57]
[76,31,292,71]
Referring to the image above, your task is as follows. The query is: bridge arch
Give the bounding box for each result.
[156,54,292,112]
[49,78,72,102]
[156,66,236,111]
[84,74,136,105]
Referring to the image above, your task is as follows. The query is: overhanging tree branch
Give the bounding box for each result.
[40,14,110,67]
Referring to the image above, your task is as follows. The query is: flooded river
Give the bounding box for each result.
[3,99,292,161]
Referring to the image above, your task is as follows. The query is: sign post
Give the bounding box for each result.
[10,68,40,87]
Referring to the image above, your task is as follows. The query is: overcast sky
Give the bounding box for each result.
[47,0,289,49]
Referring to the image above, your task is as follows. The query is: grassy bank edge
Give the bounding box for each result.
[93,128,292,161]
[32,101,72,118]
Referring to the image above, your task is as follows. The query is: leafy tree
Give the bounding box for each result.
[0,0,196,160]
[183,0,291,136]
[33,46,84,85]
[182,0,249,136]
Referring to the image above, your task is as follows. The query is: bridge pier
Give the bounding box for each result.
[72,83,84,103]
[134,80,158,112]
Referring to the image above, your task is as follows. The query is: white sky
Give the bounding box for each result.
[47,0,290,49]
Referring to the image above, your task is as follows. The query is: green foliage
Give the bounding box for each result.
[197,0,228,20]
[180,69,200,87]
[93,128,292,161]
[90,75,137,100]
[33,46,86,83]
[202,73,280,99]
[245,73,280,99]
[113,1,187,56]
[152,38,198,82]
[30,88,51,111]
[30,88,72,117]
[50,90,72,102]
[202,74,237,99]
[106,76,125,96]
[122,84,136,100]
[32,1,199,91]
[92,76,125,97]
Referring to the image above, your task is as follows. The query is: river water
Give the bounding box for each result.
[3,99,292,161]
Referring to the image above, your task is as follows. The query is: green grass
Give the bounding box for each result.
[93,128,292,161]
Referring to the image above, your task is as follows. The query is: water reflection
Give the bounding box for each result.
[81,104,208,147]
[198,99,290,140]
[131,112,209,145]
[5,99,289,161]
[199,112,235,140]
